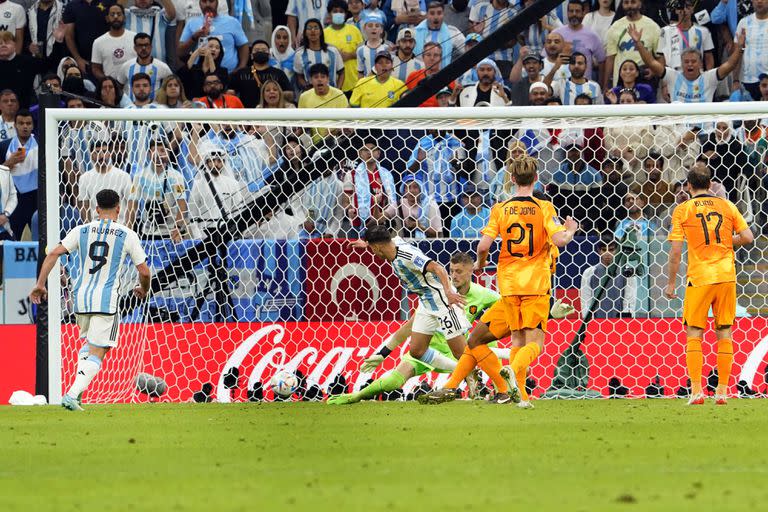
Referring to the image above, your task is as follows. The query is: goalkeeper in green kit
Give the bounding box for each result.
[328,251,575,404]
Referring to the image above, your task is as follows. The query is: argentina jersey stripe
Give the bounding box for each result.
[743,16,768,82]
[328,49,338,86]
[301,48,310,80]
[673,72,685,101]
[89,219,113,312]
[694,75,705,102]
[392,245,446,312]
[692,27,703,51]
[100,226,127,312]
[367,45,376,76]
[72,226,90,312]
[397,260,439,311]
[745,17,757,81]
[81,220,108,312]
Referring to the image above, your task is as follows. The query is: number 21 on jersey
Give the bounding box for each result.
[506,222,534,257]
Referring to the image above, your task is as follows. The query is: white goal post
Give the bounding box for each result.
[43,102,768,404]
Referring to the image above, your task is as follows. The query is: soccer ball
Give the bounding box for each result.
[270,370,298,398]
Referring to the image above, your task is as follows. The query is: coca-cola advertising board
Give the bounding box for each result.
[57,318,768,403]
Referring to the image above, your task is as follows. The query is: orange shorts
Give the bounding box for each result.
[501,295,550,333]
[480,300,512,340]
[683,282,736,329]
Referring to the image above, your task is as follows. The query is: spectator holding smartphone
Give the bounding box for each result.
[178,0,248,73]
[0,110,37,240]
[179,36,229,98]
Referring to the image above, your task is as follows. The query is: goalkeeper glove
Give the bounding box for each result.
[550,299,575,319]
[360,354,385,373]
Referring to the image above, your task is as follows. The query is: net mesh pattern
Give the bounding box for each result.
[52,109,768,402]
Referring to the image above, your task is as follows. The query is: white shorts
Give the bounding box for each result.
[412,304,470,340]
[76,313,120,348]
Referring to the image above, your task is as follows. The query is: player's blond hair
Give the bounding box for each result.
[503,140,528,194]
[507,154,538,188]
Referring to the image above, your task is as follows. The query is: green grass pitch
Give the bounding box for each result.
[3,400,768,511]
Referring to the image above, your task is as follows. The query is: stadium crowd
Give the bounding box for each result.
[0,0,765,248]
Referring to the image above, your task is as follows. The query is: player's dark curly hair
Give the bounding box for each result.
[96,189,120,209]
[363,224,392,244]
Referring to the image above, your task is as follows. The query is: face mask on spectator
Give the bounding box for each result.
[331,12,346,25]
[252,51,270,65]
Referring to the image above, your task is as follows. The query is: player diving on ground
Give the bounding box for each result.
[329,247,575,405]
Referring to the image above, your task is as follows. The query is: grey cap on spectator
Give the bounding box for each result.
[523,54,543,64]
[397,28,414,41]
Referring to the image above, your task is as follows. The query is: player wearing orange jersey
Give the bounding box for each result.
[665,163,753,406]
[420,156,578,406]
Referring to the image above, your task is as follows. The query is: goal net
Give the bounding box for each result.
[44,103,768,403]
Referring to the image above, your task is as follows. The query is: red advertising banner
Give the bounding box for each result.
[0,325,36,402]
[303,238,403,321]
[59,318,768,403]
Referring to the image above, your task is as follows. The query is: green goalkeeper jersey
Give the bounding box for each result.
[429,282,500,354]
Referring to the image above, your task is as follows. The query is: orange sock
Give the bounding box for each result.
[716,338,733,394]
[445,347,477,389]
[512,343,541,401]
[508,346,521,362]
[471,345,507,393]
[686,337,703,395]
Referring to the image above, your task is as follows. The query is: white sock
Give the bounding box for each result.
[430,351,457,371]
[490,347,510,362]
[78,342,90,361]
[419,348,457,371]
[67,355,102,398]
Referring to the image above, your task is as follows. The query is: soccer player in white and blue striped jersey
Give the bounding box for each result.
[30,189,150,412]
[352,225,469,368]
